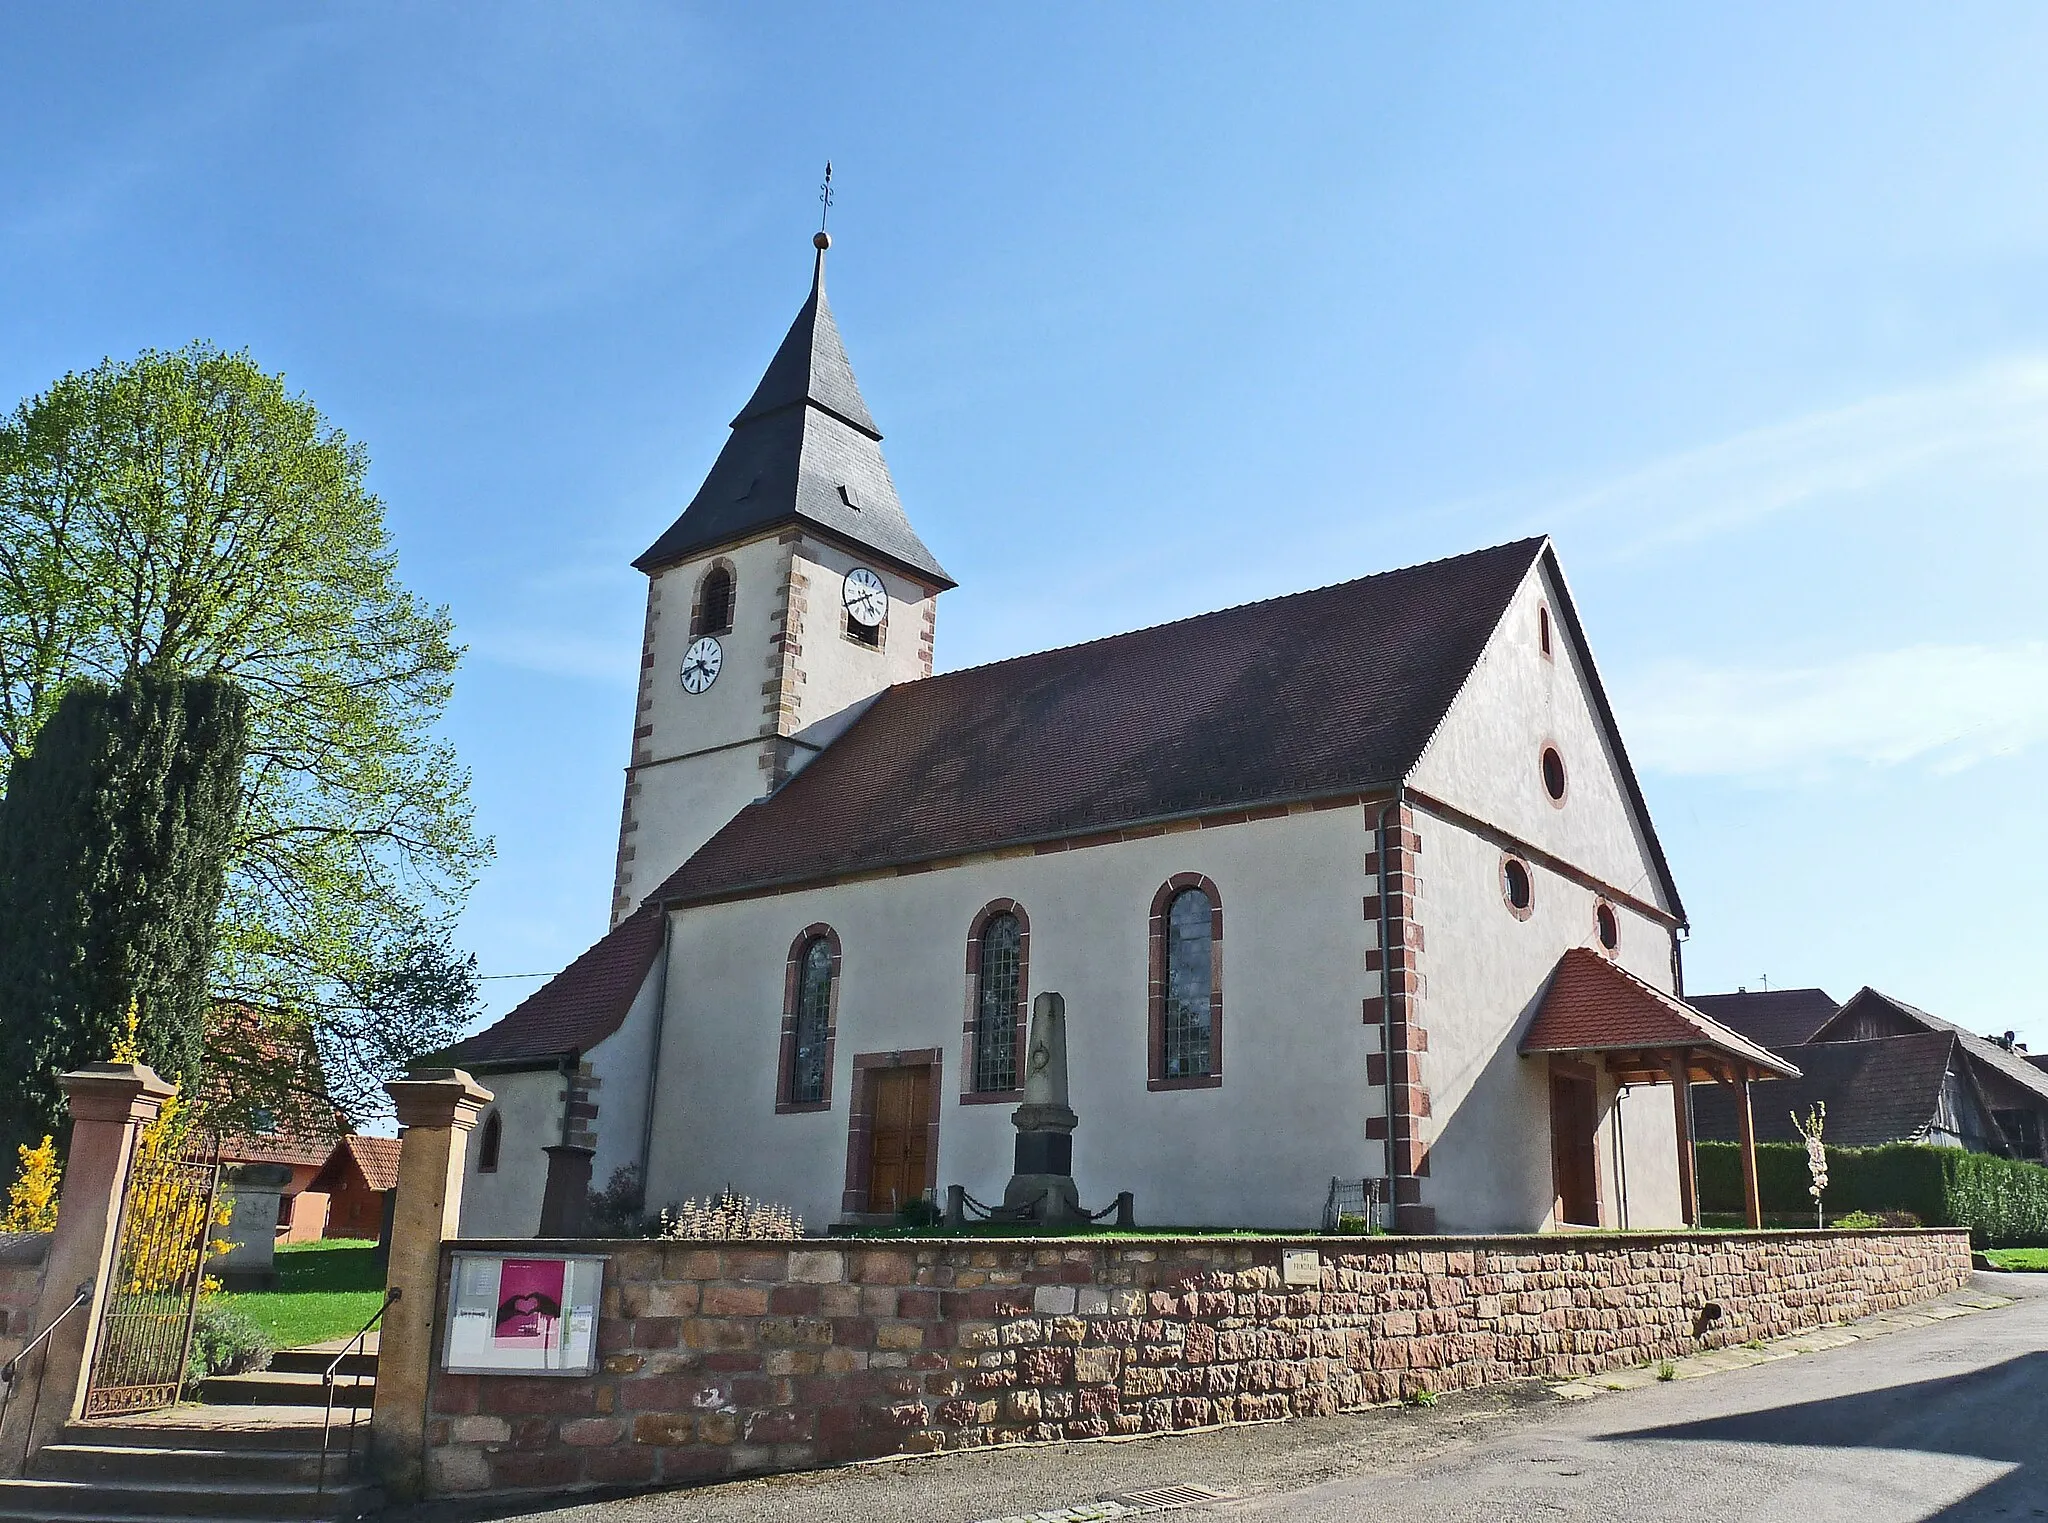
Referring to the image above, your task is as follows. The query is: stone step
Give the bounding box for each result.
[196,1373,373,1410]
[0,1477,381,1521]
[263,1351,375,1382]
[32,1443,351,1487]
[63,1416,327,1453]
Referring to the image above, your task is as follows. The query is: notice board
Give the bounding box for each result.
[441,1251,606,1375]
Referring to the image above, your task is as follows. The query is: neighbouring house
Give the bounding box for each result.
[217,1132,337,1242]
[308,1136,401,1241]
[1692,986,2048,1162]
[441,231,1799,1238]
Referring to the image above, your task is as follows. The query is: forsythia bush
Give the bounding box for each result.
[0,1136,61,1233]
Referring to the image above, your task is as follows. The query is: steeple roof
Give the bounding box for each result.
[635,239,953,587]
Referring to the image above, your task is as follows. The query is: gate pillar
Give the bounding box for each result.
[0,1064,175,1474]
[370,1068,492,1502]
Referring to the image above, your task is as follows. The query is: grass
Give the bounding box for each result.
[1983,1248,2048,1272]
[218,1239,386,1351]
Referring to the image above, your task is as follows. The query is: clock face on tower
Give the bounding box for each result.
[843,566,887,627]
[680,636,722,694]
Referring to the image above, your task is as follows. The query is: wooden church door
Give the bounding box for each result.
[1549,1068,1602,1227]
[866,1066,931,1212]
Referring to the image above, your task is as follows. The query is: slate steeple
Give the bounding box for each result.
[635,234,953,587]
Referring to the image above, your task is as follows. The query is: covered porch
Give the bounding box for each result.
[1521,948,1802,1229]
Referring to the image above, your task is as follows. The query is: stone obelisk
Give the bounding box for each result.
[1002,992,1083,1224]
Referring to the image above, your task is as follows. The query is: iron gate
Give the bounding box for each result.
[81,1128,221,1417]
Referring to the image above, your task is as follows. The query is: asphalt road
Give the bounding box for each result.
[480,1273,2047,1523]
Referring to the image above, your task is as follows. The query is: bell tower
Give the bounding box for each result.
[611,231,953,924]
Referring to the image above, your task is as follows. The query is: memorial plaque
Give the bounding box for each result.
[1282,1249,1322,1288]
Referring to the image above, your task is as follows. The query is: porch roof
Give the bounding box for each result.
[1521,948,1800,1084]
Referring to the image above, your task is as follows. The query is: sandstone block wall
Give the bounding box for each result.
[424,1229,1969,1497]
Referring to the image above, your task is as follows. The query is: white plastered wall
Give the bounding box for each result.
[457,1068,560,1238]
[1405,554,1684,1231]
[586,949,668,1197]
[1407,557,1676,916]
[644,807,1380,1232]
[1415,812,1682,1232]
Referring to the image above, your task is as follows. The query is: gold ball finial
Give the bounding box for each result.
[813,231,831,250]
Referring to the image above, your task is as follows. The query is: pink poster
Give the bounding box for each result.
[493,1258,567,1348]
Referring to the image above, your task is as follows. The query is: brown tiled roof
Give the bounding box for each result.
[1521,948,1797,1077]
[445,906,666,1066]
[1688,988,1840,1052]
[311,1135,402,1194]
[1691,1032,1973,1148]
[659,538,1556,905]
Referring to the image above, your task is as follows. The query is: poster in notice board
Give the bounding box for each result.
[442,1252,605,1375]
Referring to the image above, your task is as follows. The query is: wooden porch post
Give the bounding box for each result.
[1665,1050,1698,1227]
[1735,1073,1762,1229]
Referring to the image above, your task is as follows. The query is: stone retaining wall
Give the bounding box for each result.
[424,1229,1970,1497]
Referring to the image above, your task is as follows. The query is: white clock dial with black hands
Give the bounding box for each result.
[843,566,888,627]
[681,635,722,693]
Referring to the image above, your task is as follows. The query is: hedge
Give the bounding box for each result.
[1698,1140,2048,1247]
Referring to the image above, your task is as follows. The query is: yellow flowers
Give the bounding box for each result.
[1,1136,62,1233]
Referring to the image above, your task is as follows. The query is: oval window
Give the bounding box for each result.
[1595,902,1619,951]
[1503,857,1533,914]
[1541,746,1568,803]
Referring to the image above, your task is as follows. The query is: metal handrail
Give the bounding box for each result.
[316,1285,399,1498]
[0,1280,93,1468]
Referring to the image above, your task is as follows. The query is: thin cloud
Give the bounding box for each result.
[1553,360,2048,556]
[1621,642,2048,782]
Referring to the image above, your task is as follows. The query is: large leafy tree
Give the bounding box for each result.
[0,672,248,1156]
[0,343,488,1134]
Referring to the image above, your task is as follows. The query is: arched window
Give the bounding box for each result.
[1150,876,1223,1088]
[972,911,1024,1093]
[477,1110,501,1173]
[1538,604,1553,658]
[694,564,735,638]
[778,926,840,1110]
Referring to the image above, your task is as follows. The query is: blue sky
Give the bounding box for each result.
[6,5,2046,1046]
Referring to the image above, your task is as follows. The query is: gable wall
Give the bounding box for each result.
[645,807,1381,1232]
[1407,559,1675,919]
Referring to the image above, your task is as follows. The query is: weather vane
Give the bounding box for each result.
[819,161,834,234]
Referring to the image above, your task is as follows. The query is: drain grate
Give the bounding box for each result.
[1113,1484,1236,1510]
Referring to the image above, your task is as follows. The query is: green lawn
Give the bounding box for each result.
[1984,1248,2048,1271]
[220,1239,387,1350]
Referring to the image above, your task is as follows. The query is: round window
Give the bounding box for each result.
[1541,746,1567,803]
[1502,857,1533,915]
[1595,902,1619,951]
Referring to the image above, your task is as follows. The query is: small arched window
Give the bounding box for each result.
[694,564,735,638]
[477,1110,502,1173]
[789,935,835,1106]
[1502,856,1534,918]
[972,912,1024,1093]
[1595,901,1620,953]
[1161,887,1216,1081]
[1538,604,1553,658]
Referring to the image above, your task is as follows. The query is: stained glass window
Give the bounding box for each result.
[1163,889,1213,1078]
[973,913,1022,1092]
[790,937,833,1104]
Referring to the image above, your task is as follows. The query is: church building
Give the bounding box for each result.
[448,231,1792,1238]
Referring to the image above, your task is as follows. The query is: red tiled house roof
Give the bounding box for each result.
[445,905,666,1067]
[1521,948,1798,1079]
[311,1135,402,1194]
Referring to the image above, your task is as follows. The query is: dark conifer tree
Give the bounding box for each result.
[0,671,248,1152]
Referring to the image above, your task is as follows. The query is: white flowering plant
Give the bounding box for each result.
[1791,1102,1828,1229]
